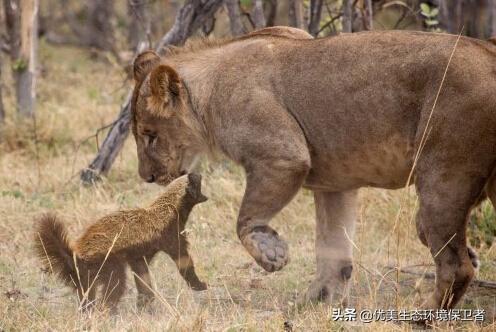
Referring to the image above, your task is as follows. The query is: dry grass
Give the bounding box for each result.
[0,42,495,331]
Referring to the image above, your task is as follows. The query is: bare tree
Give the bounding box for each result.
[87,0,115,51]
[0,53,4,123]
[492,0,496,36]
[3,0,38,116]
[342,0,353,33]
[61,0,118,58]
[288,0,304,29]
[81,0,225,184]
[438,0,463,34]
[226,0,246,36]
[363,0,373,30]
[308,0,323,36]
[265,0,278,27]
[128,0,151,51]
[251,0,266,28]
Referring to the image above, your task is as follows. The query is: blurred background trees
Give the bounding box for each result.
[0,0,495,174]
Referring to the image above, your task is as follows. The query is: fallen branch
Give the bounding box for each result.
[385,265,496,290]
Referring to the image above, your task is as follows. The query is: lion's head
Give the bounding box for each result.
[131,51,203,186]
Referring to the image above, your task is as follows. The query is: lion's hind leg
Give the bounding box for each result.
[415,170,485,309]
[300,190,357,306]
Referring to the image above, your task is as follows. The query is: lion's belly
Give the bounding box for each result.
[303,135,415,192]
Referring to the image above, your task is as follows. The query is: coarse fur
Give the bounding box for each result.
[130,27,496,309]
[34,174,207,311]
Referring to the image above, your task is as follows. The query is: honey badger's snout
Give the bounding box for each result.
[187,173,208,203]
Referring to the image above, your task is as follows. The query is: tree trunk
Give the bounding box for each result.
[128,0,151,51]
[363,0,373,30]
[342,0,353,33]
[81,0,225,184]
[4,0,38,117]
[62,0,118,57]
[288,0,304,29]
[3,0,19,58]
[86,0,116,52]
[157,0,223,51]
[492,0,496,37]
[439,0,463,34]
[225,0,245,36]
[265,0,278,27]
[17,0,37,116]
[308,0,323,36]
[251,0,266,29]
[0,52,5,123]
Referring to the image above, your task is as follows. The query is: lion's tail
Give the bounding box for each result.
[34,214,80,286]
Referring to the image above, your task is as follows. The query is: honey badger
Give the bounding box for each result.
[35,173,207,311]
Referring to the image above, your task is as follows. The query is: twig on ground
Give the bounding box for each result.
[385,265,496,290]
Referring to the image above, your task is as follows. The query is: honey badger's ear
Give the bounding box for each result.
[133,50,160,82]
[148,64,182,118]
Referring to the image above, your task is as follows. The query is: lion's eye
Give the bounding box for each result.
[143,133,157,146]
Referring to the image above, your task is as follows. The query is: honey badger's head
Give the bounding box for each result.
[184,173,208,204]
[162,173,208,205]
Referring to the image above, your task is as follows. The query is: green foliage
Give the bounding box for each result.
[12,58,28,72]
[420,2,441,32]
[1,190,24,199]
[240,0,252,7]
[469,201,496,248]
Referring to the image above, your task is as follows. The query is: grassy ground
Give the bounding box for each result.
[0,43,495,331]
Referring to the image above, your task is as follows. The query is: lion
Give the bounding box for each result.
[35,174,207,311]
[130,26,496,310]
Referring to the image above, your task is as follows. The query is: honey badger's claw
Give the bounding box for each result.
[241,226,289,272]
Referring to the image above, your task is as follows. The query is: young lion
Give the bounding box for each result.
[35,173,207,311]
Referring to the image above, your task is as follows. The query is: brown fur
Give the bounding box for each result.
[35,174,207,311]
[130,28,496,309]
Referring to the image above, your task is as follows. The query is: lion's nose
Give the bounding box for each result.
[145,174,156,183]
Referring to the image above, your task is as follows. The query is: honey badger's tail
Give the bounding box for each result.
[34,214,79,286]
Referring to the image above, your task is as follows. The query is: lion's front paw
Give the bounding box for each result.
[241,226,289,272]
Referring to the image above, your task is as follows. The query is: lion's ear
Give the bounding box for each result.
[148,64,182,118]
[133,50,160,82]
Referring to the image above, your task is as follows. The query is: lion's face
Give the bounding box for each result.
[131,51,200,186]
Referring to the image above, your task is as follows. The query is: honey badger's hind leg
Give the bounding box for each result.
[99,259,127,313]
[129,255,156,309]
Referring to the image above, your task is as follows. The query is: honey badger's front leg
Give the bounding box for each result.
[237,159,309,272]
